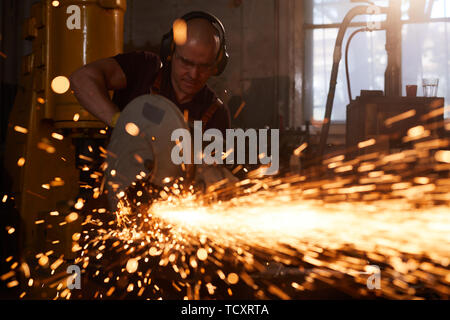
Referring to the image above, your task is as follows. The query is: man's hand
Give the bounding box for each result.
[69,57,126,126]
[110,112,121,127]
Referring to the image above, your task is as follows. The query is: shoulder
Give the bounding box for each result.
[112,51,161,84]
[113,50,160,63]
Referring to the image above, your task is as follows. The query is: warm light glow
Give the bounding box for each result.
[407,125,425,138]
[4,121,450,301]
[14,126,28,134]
[293,143,308,156]
[227,273,239,285]
[74,199,84,210]
[52,0,60,7]
[73,113,80,122]
[435,150,450,163]
[65,212,79,223]
[51,132,64,140]
[126,258,138,273]
[38,256,48,267]
[385,109,416,127]
[173,19,187,46]
[125,122,140,136]
[17,157,25,167]
[414,177,430,185]
[196,248,208,261]
[358,138,376,149]
[51,76,70,94]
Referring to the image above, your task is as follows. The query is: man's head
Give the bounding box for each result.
[170,18,221,103]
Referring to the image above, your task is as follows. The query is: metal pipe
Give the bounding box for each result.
[345,27,369,102]
[317,5,388,158]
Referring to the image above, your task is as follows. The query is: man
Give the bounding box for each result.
[69,13,233,203]
[69,14,231,135]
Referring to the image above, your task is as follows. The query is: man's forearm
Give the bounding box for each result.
[70,70,119,126]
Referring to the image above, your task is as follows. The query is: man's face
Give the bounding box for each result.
[171,41,217,99]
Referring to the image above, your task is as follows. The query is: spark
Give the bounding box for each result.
[173,19,187,46]
[435,150,450,163]
[293,143,308,156]
[66,212,79,223]
[51,76,70,94]
[126,258,139,273]
[358,138,375,149]
[408,125,425,138]
[37,140,56,154]
[234,101,246,119]
[38,256,49,267]
[14,126,28,134]
[196,248,208,261]
[51,132,64,140]
[7,280,19,288]
[74,198,84,210]
[385,109,416,127]
[227,273,239,285]
[125,123,140,136]
[3,120,450,301]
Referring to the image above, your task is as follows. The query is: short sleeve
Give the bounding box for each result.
[112,51,162,110]
[113,51,160,89]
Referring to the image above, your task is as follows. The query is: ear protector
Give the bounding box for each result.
[160,11,229,76]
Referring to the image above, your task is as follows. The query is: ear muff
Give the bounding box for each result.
[159,11,229,76]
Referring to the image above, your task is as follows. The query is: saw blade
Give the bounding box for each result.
[104,94,192,210]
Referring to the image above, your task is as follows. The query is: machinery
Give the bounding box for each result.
[105,94,239,211]
[3,1,236,261]
[3,0,126,260]
[346,92,445,159]
[317,0,445,160]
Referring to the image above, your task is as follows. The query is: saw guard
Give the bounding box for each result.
[104,94,191,210]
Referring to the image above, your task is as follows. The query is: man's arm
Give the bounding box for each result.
[69,57,126,126]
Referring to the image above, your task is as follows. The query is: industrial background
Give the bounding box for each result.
[0,0,449,301]
[0,0,303,135]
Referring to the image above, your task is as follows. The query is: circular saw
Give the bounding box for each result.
[104,94,192,209]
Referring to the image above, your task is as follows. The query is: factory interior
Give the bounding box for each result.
[0,0,449,302]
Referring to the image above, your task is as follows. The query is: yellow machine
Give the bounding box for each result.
[4,0,126,260]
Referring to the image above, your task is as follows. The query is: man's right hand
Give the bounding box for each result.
[69,57,127,126]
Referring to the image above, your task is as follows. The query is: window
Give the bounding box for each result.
[305,0,450,122]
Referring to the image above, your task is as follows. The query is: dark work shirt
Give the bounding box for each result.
[112,51,231,135]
